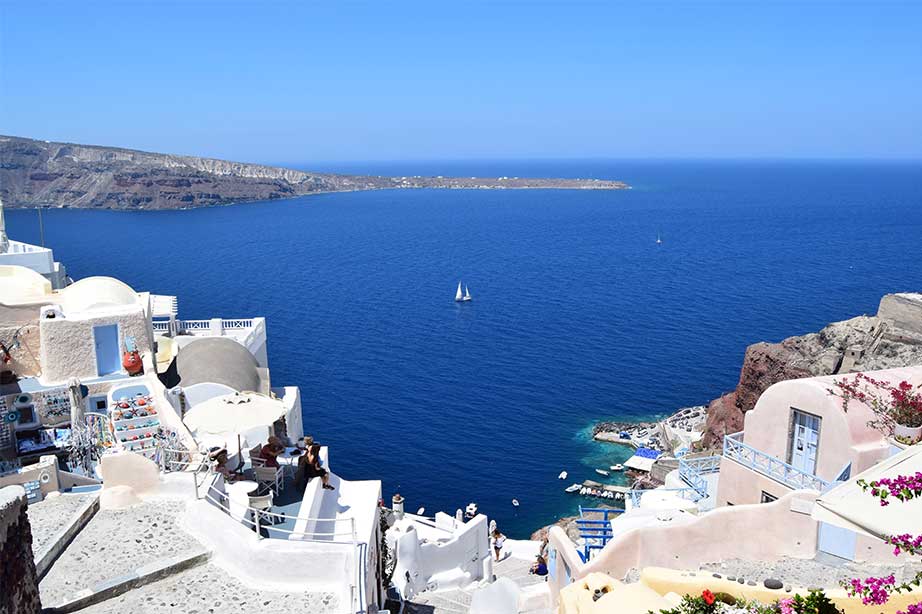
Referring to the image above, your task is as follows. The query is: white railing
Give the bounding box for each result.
[152,318,261,343]
[3,240,48,254]
[723,431,830,491]
[199,470,359,542]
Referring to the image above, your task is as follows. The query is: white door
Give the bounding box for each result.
[790,410,820,474]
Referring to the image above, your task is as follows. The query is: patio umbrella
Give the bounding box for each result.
[182,392,285,441]
[812,443,922,539]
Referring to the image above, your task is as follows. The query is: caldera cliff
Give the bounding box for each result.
[701,292,922,448]
[0,135,628,210]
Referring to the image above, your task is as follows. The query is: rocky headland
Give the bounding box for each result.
[697,293,922,449]
[0,135,628,210]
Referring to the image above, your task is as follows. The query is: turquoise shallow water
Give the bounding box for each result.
[7,159,922,537]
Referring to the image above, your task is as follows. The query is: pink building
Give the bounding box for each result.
[715,365,920,560]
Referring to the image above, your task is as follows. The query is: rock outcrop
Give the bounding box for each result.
[0,135,628,210]
[0,485,41,614]
[700,293,922,448]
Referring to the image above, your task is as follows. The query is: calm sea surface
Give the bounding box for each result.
[7,160,922,536]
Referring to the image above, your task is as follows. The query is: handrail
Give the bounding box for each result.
[626,487,701,508]
[678,455,722,497]
[722,431,830,491]
[202,479,359,541]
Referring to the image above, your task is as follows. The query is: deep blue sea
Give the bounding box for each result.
[7,160,922,537]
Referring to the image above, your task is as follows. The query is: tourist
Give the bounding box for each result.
[529,555,548,576]
[295,443,335,491]
[492,528,506,561]
[258,436,285,468]
[539,536,549,560]
[210,448,236,481]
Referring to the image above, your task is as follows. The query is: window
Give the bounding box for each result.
[761,491,778,503]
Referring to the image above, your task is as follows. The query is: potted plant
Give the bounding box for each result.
[829,373,922,444]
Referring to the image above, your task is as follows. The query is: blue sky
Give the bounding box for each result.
[1,1,920,163]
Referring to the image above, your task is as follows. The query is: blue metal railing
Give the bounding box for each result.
[678,455,722,498]
[576,506,622,561]
[722,431,830,491]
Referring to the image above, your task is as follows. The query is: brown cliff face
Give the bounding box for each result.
[700,342,812,448]
[700,299,922,449]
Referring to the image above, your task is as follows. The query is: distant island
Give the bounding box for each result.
[0,135,629,210]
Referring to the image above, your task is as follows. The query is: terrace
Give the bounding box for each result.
[152,317,268,364]
[722,430,830,492]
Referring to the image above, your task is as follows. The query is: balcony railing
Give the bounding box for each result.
[152,318,263,349]
[723,431,830,492]
[678,455,722,497]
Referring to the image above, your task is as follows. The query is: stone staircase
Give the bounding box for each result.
[27,494,341,614]
[405,554,552,614]
[29,497,210,613]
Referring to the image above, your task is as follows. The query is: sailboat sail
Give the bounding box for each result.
[455,282,463,301]
[464,286,471,300]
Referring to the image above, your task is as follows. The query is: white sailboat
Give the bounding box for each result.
[455,281,472,302]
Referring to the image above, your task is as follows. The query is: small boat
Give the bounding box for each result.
[464,502,478,518]
[565,483,581,493]
[558,471,568,480]
[511,499,519,507]
[610,464,624,472]
[656,232,663,245]
[455,281,472,303]
[595,469,610,477]
[416,507,426,515]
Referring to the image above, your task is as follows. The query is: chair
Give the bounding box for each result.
[248,444,265,467]
[254,463,284,493]
[248,491,277,531]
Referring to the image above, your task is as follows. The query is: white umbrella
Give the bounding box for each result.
[183,392,285,442]
[813,443,922,539]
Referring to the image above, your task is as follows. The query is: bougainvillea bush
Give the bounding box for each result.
[829,373,922,432]
[842,472,922,614]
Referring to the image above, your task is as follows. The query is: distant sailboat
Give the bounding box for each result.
[455,281,472,302]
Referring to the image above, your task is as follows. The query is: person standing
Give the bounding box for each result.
[492,528,506,562]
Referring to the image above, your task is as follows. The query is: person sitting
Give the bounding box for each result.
[295,443,335,491]
[257,436,285,468]
[209,447,237,481]
[530,555,548,576]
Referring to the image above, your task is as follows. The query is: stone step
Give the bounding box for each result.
[27,493,100,580]
[39,500,205,608]
[41,548,211,614]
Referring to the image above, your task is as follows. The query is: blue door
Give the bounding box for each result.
[790,410,821,474]
[93,325,120,376]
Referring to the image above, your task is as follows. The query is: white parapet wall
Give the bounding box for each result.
[546,489,898,607]
[388,512,493,599]
[184,496,357,609]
